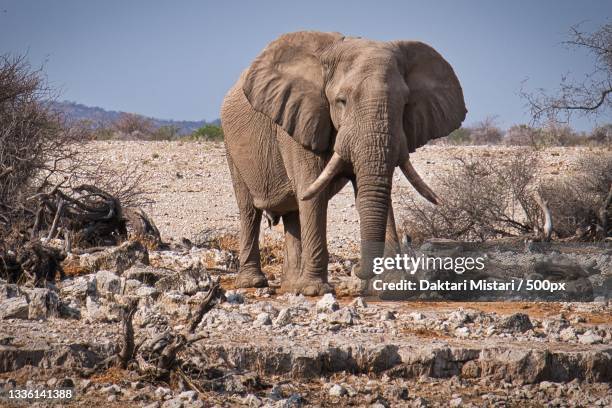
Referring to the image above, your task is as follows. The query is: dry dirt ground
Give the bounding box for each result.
[0,142,610,407]
[88,141,610,256]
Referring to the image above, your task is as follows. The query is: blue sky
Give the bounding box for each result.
[1,0,610,130]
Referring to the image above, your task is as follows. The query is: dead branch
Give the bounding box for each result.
[535,191,553,242]
[189,281,221,333]
[119,300,138,369]
[46,198,64,241]
[0,167,13,179]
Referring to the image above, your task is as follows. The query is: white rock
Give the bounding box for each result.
[155,386,172,398]
[0,296,29,319]
[136,286,160,298]
[449,397,462,407]
[242,394,262,407]
[316,293,339,313]
[254,312,272,326]
[455,327,470,338]
[161,398,183,408]
[381,310,396,320]
[560,327,577,342]
[178,390,197,401]
[84,296,121,322]
[578,330,603,345]
[27,288,59,320]
[350,297,367,308]
[60,277,91,300]
[324,308,356,325]
[448,309,470,325]
[328,384,347,397]
[410,312,425,321]
[95,270,122,297]
[274,308,293,327]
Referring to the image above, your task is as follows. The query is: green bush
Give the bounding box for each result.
[191,124,223,141]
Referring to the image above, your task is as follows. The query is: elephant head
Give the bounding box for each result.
[243,31,466,280]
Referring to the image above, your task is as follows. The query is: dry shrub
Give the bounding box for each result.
[403,151,611,243]
[113,112,155,137]
[402,152,542,242]
[0,55,85,217]
[469,117,503,145]
[503,124,542,146]
[0,54,153,283]
[539,153,612,239]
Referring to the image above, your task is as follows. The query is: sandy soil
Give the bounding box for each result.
[89,141,610,255]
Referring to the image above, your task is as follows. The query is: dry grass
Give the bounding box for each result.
[89,366,133,384]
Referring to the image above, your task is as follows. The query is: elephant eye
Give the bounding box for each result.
[335,97,346,107]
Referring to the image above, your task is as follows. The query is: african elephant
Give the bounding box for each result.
[221,31,466,295]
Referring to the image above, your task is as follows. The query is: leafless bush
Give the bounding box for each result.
[537,123,585,147]
[540,153,612,239]
[588,124,612,145]
[503,124,542,146]
[469,117,503,145]
[403,151,611,243]
[0,55,88,228]
[402,152,542,242]
[113,112,155,136]
[0,54,151,247]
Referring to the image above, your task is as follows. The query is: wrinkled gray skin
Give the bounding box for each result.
[221,31,466,295]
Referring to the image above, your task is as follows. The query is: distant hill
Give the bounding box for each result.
[51,101,220,135]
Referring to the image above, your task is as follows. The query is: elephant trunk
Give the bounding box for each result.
[352,133,393,280]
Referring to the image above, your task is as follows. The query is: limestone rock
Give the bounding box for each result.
[27,288,59,320]
[328,384,347,397]
[274,308,293,327]
[499,313,533,333]
[0,296,29,319]
[317,293,339,313]
[124,263,169,285]
[80,240,149,274]
[94,270,122,298]
[60,277,92,300]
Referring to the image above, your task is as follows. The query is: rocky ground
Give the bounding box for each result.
[0,142,611,407]
[0,238,610,407]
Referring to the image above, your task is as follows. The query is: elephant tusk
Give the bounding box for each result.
[399,157,440,205]
[301,153,345,201]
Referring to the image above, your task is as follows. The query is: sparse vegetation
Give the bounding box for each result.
[0,54,155,285]
[403,153,542,242]
[539,153,612,240]
[402,151,612,243]
[436,122,609,147]
[191,124,224,141]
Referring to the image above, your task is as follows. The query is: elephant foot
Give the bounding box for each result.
[235,268,268,288]
[281,279,334,296]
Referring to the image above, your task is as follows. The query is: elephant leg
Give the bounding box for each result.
[291,197,333,296]
[280,211,302,289]
[227,157,268,288]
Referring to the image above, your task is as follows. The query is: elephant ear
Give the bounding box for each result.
[243,31,343,152]
[394,41,467,152]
